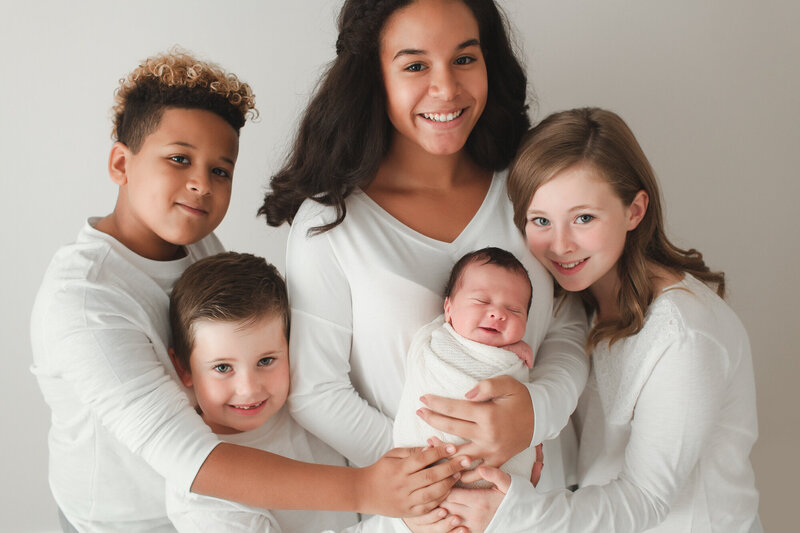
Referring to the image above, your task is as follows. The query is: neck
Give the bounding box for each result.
[94,212,184,261]
[374,136,482,191]
[589,269,622,322]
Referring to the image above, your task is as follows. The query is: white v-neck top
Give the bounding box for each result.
[285,172,589,489]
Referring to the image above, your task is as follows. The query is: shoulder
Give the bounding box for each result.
[186,232,225,259]
[647,274,746,349]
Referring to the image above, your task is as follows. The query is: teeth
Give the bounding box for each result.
[558,260,583,269]
[232,400,264,410]
[422,109,463,122]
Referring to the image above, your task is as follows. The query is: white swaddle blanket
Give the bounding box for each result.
[393,315,536,486]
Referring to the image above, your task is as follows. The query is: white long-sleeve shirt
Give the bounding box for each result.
[166,406,359,532]
[30,219,223,532]
[285,172,589,490]
[485,275,760,532]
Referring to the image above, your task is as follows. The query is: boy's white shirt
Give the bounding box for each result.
[30,218,223,531]
[166,405,361,532]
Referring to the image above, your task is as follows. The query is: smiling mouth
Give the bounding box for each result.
[556,259,587,269]
[177,202,208,215]
[421,109,464,123]
[229,400,265,410]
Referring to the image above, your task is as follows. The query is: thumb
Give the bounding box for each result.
[464,376,500,401]
[476,465,512,494]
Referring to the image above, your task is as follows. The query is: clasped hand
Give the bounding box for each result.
[415,375,534,483]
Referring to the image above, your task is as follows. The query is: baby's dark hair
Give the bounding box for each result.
[260,0,531,233]
[112,48,258,152]
[170,252,289,372]
[444,247,532,313]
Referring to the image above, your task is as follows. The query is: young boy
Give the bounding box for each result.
[393,247,541,486]
[30,49,462,532]
[166,252,357,531]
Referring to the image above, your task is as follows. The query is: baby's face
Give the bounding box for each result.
[183,314,289,434]
[444,262,530,347]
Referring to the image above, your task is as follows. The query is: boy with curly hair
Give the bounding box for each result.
[31,49,464,532]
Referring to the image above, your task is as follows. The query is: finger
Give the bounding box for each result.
[458,467,484,485]
[407,474,460,516]
[421,394,488,420]
[405,443,458,473]
[531,443,544,486]
[475,466,511,494]
[410,507,449,526]
[464,375,520,402]
[417,406,479,441]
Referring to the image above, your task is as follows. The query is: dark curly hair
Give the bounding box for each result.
[113,48,258,153]
[259,0,531,233]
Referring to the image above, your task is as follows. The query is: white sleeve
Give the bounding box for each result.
[168,496,282,532]
[488,332,727,532]
[286,217,394,466]
[527,294,589,445]
[41,286,219,493]
[337,515,410,533]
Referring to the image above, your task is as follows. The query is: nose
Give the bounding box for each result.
[487,305,506,320]
[234,370,261,397]
[187,169,211,195]
[551,227,575,256]
[429,66,459,101]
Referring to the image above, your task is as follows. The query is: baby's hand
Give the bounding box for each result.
[502,340,533,368]
[356,444,471,517]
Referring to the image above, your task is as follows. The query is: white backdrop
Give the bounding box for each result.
[2,1,797,531]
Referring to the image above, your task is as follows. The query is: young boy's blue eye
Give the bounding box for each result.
[170,155,190,164]
[214,363,232,373]
[576,214,594,224]
[258,357,275,367]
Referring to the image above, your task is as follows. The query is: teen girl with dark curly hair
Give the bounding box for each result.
[261,1,589,529]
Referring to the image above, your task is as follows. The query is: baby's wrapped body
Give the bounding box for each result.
[393,315,535,487]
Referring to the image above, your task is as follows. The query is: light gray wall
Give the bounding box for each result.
[2,1,796,531]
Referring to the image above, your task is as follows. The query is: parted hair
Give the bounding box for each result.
[259,0,531,233]
[112,48,257,152]
[444,247,532,313]
[507,107,725,348]
[169,252,289,371]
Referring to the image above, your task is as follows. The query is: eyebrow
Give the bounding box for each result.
[169,141,236,166]
[528,204,604,215]
[393,38,480,60]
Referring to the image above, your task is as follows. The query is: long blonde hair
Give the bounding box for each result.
[508,108,724,348]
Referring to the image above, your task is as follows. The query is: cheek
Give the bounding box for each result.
[525,229,549,259]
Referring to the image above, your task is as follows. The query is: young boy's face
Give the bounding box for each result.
[177,314,289,434]
[444,262,530,347]
[109,108,238,260]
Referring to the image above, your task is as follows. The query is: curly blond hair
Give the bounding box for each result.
[112,48,257,152]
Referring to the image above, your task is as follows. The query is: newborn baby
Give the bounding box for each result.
[393,247,537,487]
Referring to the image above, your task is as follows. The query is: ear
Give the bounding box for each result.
[443,297,453,324]
[626,190,649,231]
[168,348,193,388]
[108,142,131,186]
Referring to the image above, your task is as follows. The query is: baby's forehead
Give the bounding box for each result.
[457,261,530,291]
